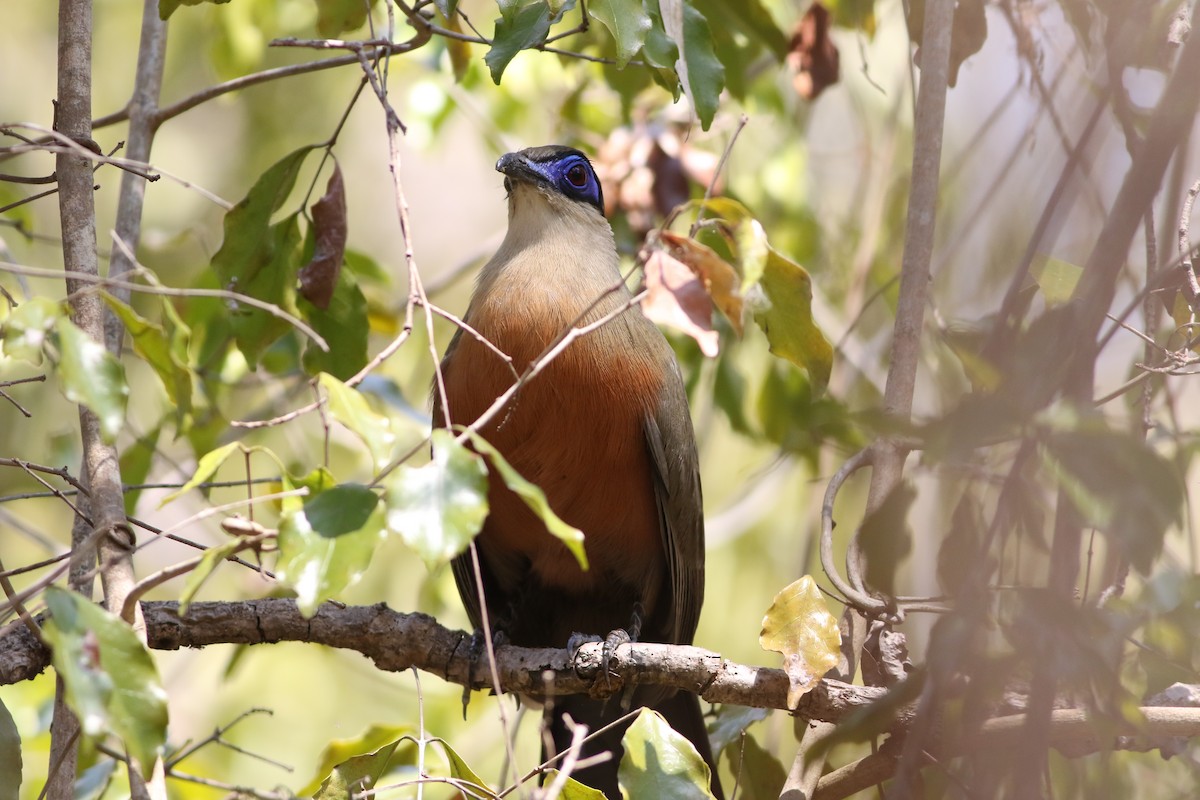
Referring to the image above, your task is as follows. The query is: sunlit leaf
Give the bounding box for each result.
[437,737,491,794]
[54,317,128,443]
[298,724,412,796]
[0,296,61,364]
[314,0,379,36]
[618,708,716,799]
[590,0,651,68]
[755,250,833,391]
[178,537,246,616]
[825,0,876,35]
[543,770,608,798]
[277,475,385,617]
[42,587,168,777]
[385,429,488,570]
[158,441,242,507]
[102,293,195,420]
[1032,256,1083,307]
[0,696,19,800]
[466,430,587,569]
[437,7,473,80]
[318,373,399,467]
[759,576,840,708]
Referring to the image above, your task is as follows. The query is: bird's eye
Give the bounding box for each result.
[565,163,589,188]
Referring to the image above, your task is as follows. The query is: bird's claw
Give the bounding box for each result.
[601,627,633,669]
[459,626,509,718]
[567,631,602,661]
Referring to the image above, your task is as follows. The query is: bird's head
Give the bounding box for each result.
[496,145,605,218]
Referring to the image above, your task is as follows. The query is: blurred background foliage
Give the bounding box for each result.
[3,0,1200,797]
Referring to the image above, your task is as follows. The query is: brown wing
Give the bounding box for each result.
[643,358,705,645]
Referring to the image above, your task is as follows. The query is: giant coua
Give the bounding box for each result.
[435,145,721,799]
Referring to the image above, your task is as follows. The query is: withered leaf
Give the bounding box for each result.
[659,230,744,334]
[299,165,348,310]
[641,245,720,357]
[788,2,840,100]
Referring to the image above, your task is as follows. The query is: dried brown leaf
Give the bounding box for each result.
[299,165,348,310]
[660,230,744,335]
[788,2,840,100]
[641,246,719,357]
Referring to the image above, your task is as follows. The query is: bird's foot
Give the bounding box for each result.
[567,632,602,661]
[460,627,509,718]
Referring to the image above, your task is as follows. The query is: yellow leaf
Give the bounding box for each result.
[759,576,840,709]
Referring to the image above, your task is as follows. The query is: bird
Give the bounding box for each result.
[434,145,722,799]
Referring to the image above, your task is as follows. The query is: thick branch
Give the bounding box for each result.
[0,599,883,722]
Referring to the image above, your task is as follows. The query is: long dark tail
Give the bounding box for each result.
[547,691,724,799]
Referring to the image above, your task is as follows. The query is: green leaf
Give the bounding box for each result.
[303,483,381,537]
[1032,256,1083,307]
[466,431,587,570]
[277,476,385,617]
[300,265,370,381]
[707,704,769,755]
[120,425,162,515]
[159,441,242,506]
[486,0,577,83]
[826,0,877,35]
[42,587,168,777]
[178,538,246,616]
[159,0,232,20]
[102,293,195,421]
[659,0,725,129]
[298,724,412,796]
[54,317,129,443]
[318,373,399,468]
[754,249,833,392]
[619,708,716,799]
[590,0,651,68]
[721,733,786,800]
[641,1,682,95]
[385,429,488,570]
[0,296,61,364]
[437,737,491,794]
[1045,427,1184,574]
[315,0,379,36]
[543,771,609,798]
[0,696,19,800]
[212,147,316,368]
[694,0,788,57]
